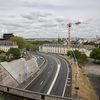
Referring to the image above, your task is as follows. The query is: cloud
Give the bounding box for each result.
[0,0,100,38]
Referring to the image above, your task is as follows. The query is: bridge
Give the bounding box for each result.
[0,85,73,100]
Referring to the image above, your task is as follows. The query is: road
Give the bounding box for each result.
[33,54,45,66]
[26,53,72,98]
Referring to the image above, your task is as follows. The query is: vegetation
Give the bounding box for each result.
[0,48,21,62]
[84,41,100,48]
[90,47,100,62]
[0,50,5,53]
[57,38,64,44]
[67,50,87,66]
[6,48,21,60]
[0,36,65,62]
[10,36,44,51]
[10,36,26,49]
[84,41,95,45]
[30,40,52,51]
[0,53,6,62]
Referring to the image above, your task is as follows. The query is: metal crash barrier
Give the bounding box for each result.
[0,84,73,100]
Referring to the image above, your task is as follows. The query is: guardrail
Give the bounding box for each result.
[0,84,73,100]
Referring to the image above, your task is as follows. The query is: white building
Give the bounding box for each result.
[0,40,18,52]
[39,44,67,54]
[0,45,18,52]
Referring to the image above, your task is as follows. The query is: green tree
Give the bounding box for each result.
[10,36,26,49]
[25,41,33,50]
[90,47,100,61]
[67,50,87,65]
[67,51,73,58]
[7,48,21,59]
[0,50,5,54]
[0,53,6,62]
[73,50,82,59]
[79,53,87,65]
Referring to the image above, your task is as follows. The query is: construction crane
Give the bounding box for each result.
[67,21,81,50]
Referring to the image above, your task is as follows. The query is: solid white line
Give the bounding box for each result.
[62,59,69,97]
[47,64,61,95]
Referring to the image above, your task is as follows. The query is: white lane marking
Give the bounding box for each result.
[62,59,69,97]
[47,64,61,95]
[40,81,44,85]
[48,72,49,74]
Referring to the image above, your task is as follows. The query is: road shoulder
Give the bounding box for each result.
[60,55,98,100]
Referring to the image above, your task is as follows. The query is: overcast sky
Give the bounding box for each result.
[0,0,100,38]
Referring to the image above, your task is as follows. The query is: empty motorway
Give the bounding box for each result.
[26,53,72,98]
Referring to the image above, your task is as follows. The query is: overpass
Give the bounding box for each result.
[0,84,73,100]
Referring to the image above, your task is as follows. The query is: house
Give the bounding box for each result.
[0,33,18,52]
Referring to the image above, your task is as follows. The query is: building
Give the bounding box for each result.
[39,44,67,54]
[0,40,18,52]
[3,33,14,40]
[0,33,18,52]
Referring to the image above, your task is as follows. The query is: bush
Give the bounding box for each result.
[67,50,87,65]
[90,47,100,62]
[0,53,6,62]
[7,48,21,59]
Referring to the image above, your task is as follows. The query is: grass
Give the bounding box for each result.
[60,55,98,100]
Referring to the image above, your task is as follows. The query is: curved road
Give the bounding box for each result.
[26,53,72,98]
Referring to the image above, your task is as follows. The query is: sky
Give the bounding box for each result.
[0,0,100,38]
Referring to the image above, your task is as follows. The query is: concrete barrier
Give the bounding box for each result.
[0,85,73,100]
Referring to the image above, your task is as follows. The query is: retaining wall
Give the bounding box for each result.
[0,57,39,86]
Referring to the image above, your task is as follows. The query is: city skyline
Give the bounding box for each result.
[0,0,100,38]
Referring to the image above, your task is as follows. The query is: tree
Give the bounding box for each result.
[7,48,21,59]
[79,53,87,65]
[0,53,6,62]
[25,41,33,51]
[90,47,100,61]
[10,36,26,49]
[67,50,87,65]
[0,50,5,54]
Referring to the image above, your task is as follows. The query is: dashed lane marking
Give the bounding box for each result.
[40,81,44,85]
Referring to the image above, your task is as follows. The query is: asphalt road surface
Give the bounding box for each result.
[26,53,72,98]
[33,54,44,66]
